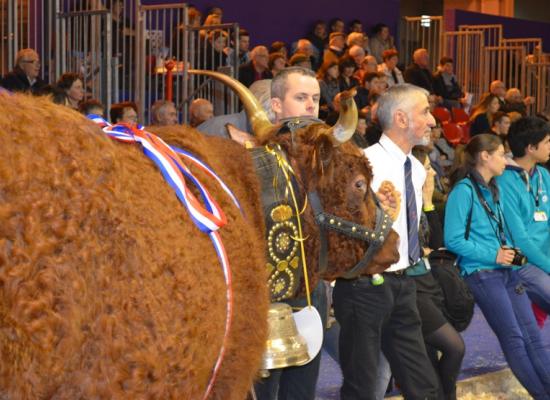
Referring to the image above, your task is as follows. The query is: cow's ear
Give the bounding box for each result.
[311,134,335,179]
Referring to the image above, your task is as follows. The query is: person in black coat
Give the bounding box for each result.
[1,48,48,95]
[433,57,464,110]
[238,46,273,88]
[404,48,436,95]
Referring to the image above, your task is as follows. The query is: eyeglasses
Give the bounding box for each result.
[21,59,40,65]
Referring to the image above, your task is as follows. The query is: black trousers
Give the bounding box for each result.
[333,274,440,400]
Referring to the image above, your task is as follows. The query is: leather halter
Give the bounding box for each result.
[308,191,393,279]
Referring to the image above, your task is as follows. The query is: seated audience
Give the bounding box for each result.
[338,57,359,92]
[269,53,286,77]
[55,73,85,110]
[490,111,511,138]
[346,32,367,52]
[151,100,178,126]
[348,45,366,69]
[469,93,501,136]
[110,101,138,124]
[351,116,369,148]
[294,38,318,70]
[369,23,396,63]
[239,46,273,88]
[404,48,437,96]
[378,49,404,87]
[269,41,288,60]
[317,60,340,115]
[489,80,507,108]
[79,99,105,117]
[355,72,386,111]
[433,57,465,110]
[1,48,48,95]
[189,98,214,127]
[204,30,228,71]
[355,54,378,82]
[323,32,346,65]
[502,88,534,116]
[328,17,345,34]
[226,28,250,67]
[348,19,364,34]
[445,133,550,400]
[288,53,312,69]
[306,20,327,56]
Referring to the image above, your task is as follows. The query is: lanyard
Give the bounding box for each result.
[520,167,543,208]
[469,177,507,245]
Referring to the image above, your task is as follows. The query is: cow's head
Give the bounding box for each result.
[189,70,399,278]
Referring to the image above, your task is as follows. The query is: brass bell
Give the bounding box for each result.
[261,303,311,370]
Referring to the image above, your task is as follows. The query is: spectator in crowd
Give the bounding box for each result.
[207,6,223,20]
[150,100,178,126]
[324,91,342,125]
[323,32,346,65]
[187,5,202,27]
[336,84,439,399]
[329,17,345,34]
[288,53,312,70]
[239,46,273,88]
[294,38,318,70]
[348,45,366,69]
[445,133,550,399]
[410,146,465,400]
[355,54,378,82]
[199,13,222,43]
[255,67,325,400]
[498,117,550,319]
[1,48,47,95]
[226,28,250,67]
[364,98,383,145]
[352,116,369,148]
[189,98,214,127]
[197,79,274,139]
[470,93,501,136]
[502,88,534,117]
[430,120,455,169]
[348,19,363,33]
[317,60,340,115]
[204,30,228,71]
[269,41,288,60]
[404,48,437,97]
[490,80,507,108]
[491,111,512,138]
[269,53,286,77]
[55,72,85,110]
[110,101,138,124]
[346,32,366,50]
[378,49,404,87]
[337,56,359,92]
[79,99,105,117]
[355,71,386,111]
[433,57,465,110]
[369,23,396,64]
[306,20,327,57]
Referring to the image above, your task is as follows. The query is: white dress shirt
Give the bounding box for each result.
[364,134,426,271]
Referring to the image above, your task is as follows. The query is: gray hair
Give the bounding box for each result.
[250,45,268,60]
[376,84,429,131]
[15,48,39,67]
[151,100,175,124]
[249,79,276,122]
[271,66,316,100]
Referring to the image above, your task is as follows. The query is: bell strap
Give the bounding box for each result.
[308,191,393,279]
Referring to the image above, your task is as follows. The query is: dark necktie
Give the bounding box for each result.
[404,157,420,264]
[391,69,398,85]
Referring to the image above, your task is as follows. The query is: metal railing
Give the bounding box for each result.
[400,16,443,71]
[443,30,485,105]
[458,24,502,47]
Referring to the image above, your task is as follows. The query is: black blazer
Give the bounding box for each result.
[404,63,435,94]
[238,61,273,88]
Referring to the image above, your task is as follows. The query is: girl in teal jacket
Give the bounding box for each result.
[444,134,550,399]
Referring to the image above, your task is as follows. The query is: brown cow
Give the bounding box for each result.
[0,92,268,400]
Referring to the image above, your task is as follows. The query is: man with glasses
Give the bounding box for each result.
[1,48,47,95]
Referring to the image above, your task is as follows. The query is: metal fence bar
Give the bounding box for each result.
[400,16,444,71]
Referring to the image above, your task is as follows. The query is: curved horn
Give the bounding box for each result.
[331,88,358,144]
[188,69,273,141]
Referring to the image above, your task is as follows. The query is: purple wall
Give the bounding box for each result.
[445,9,550,52]
[142,0,400,48]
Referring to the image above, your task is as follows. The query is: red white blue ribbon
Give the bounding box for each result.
[87,114,239,399]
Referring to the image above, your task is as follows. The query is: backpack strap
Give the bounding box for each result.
[464,185,474,240]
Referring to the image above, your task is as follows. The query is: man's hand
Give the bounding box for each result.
[377,180,401,221]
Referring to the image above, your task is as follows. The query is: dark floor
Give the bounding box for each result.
[315,305,550,399]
